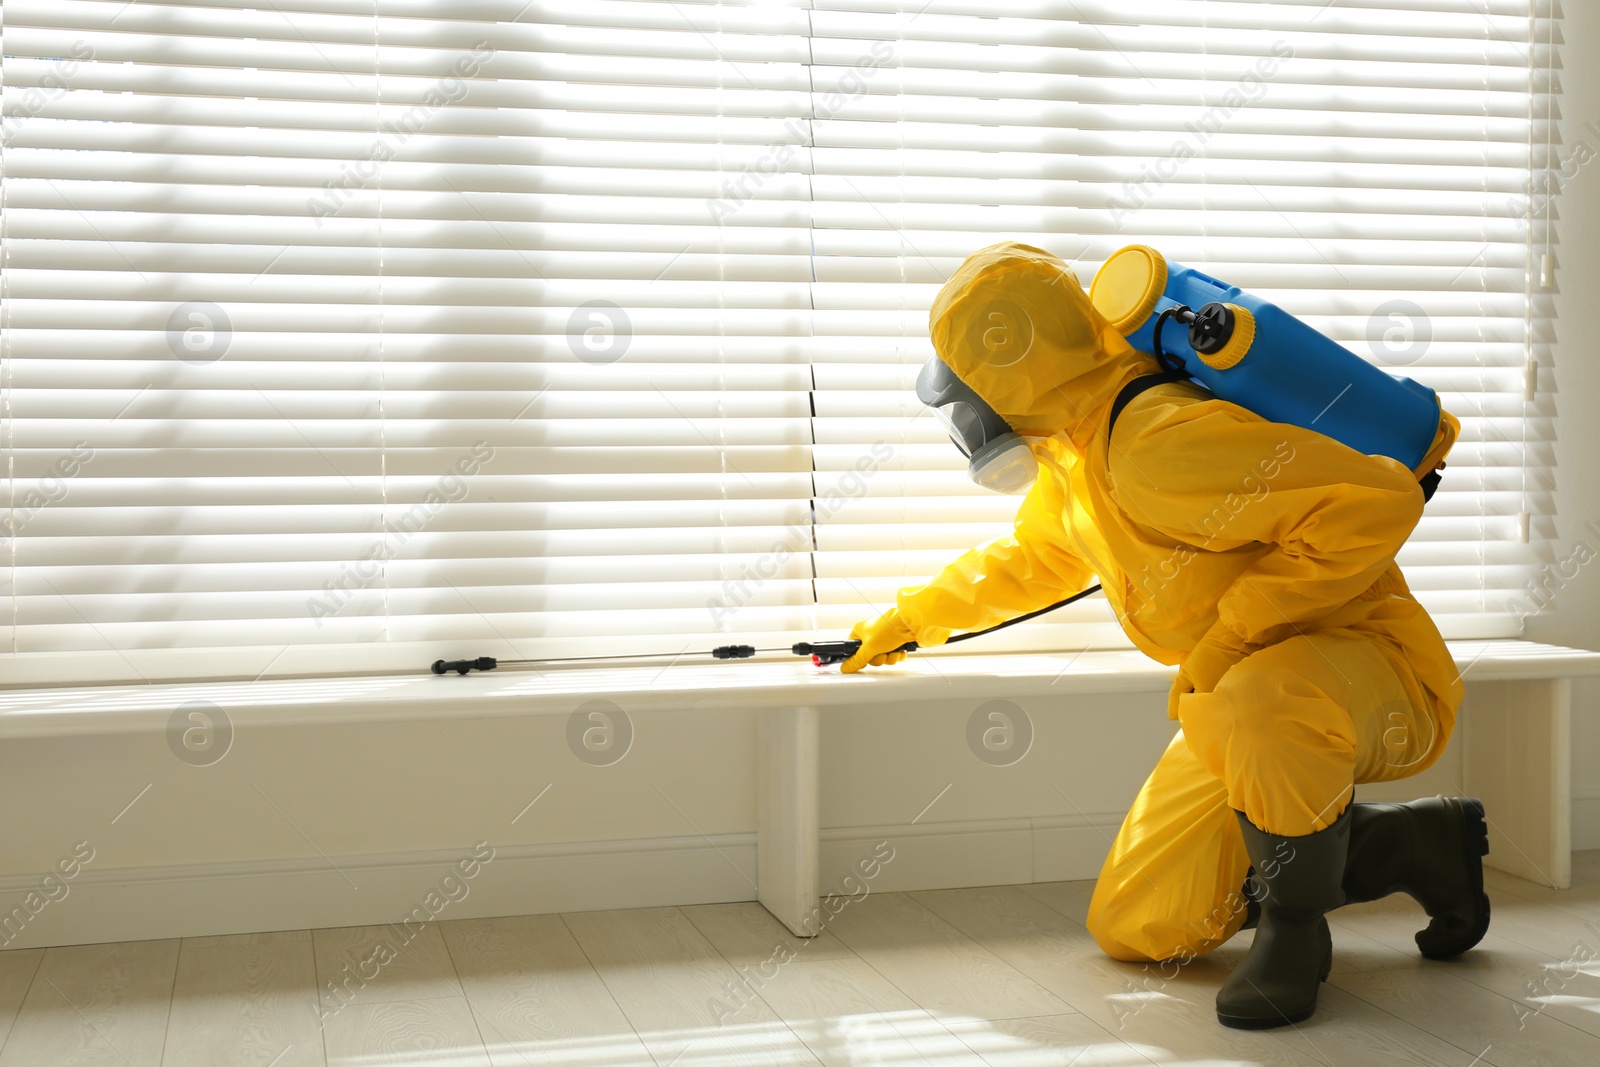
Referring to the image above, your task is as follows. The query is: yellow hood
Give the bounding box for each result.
[928,242,1159,454]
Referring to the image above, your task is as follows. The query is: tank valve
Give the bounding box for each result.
[1190,302,1256,371]
[1188,302,1237,355]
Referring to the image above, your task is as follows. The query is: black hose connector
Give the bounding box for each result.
[712,645,758,659]
[793,639,918,666]
[793,640,856,665]
[432,657,498,676]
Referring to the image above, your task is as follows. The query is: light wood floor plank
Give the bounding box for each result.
[1334,965,1600,1067]
[940,1012,1171,1067]
[1269,983,1514,1067]
[1443,933,1600,1041]
[743,957,916,1021]
[920,882,1497,1066]
[0,950,43,1051]
[690,922,993,1067]
[796,1008,991,1067]
[438,914,652,1067]
[912,885,1330,1067]
[311,923,463,1012]
[1484,867,1600,925]
[561,907,820,1066]
[183,929,313,949]
[1015,880,1097,928]
[823,891,1073,1022]
[1325,882,1600,1043]
[162,941,325,1067]
[911,885,1103,970]
[735,956,991,1066]
[0,940,179,1067]
[627,1017,822,1067]
[320,996,490,1066]
[681,902,856,967]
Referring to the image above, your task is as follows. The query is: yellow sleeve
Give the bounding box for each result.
[894,453,1097,646]
[1112,400,1425,646]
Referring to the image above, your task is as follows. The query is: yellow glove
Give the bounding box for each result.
[1167,619,1261,720]
[840,609,918,674]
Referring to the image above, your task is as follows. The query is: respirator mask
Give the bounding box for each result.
[916,357,1038,495]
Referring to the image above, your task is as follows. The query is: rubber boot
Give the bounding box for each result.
[1239,869,1262,931]
[1216,806,1351,1029]
[1340,796,1491,959]
[1235,870,1260,927]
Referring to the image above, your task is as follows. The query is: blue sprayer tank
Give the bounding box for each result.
[1088,244,1445,476]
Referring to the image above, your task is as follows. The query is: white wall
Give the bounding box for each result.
[0,680,1476,950]
[5,6,1598,950]
[1528,1,1600,848]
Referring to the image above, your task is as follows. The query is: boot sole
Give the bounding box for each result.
[1417,796,1491,960]
[1218,1006,1316,1029]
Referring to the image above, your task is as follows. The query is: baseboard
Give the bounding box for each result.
[0,832,761,952]
[0,812,1128,951]
[821,811,1123,894]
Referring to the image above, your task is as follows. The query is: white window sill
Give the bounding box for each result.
[1,640,1597,739]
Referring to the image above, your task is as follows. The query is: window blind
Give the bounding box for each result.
[805,0,1553,655]
[0,0,1551,687]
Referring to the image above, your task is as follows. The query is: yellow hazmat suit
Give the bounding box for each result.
[843,242,1464,964]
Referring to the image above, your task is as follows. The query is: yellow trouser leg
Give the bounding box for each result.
[1087,629,1444,963]
[1086,729,1253,963]
[1181,630,1441,837]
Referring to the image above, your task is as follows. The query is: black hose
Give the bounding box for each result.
[430,583,1108,674]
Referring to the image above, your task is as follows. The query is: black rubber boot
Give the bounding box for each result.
[1241,869,1263,930]
[1340,796,1491,959]
[1216,806,1351,1030]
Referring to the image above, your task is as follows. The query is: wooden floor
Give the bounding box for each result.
[1,853,1597,1065]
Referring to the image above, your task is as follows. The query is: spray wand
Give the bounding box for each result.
[430,584,1104,675]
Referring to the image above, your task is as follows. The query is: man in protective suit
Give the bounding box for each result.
[841,242,1488,1029]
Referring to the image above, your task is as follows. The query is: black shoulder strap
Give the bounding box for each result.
[1107,369,1192,442]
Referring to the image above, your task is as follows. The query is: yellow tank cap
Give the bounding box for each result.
[1090,244,1168,335]
[1198,304,1255,370]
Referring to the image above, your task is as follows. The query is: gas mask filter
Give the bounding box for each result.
[915,357,1038,494]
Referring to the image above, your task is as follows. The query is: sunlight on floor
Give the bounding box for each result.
[1526,955,1600,1017]
[324,1009,1187,1066]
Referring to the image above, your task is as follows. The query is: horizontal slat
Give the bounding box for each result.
[0,183,1541,228]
